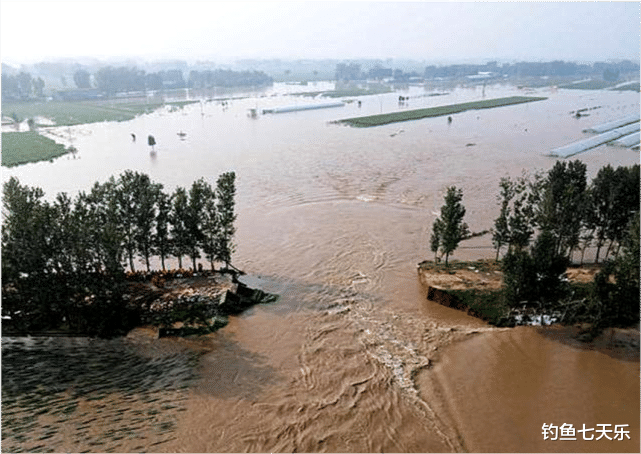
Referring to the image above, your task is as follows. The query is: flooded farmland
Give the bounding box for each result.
[2,82,639,452]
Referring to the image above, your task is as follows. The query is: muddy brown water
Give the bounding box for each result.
[2,82,639,452]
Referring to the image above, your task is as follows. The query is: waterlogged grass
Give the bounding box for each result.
[2,131,72,167]
[338,96,547,127]
[559,80,616,90]
[2,99,198,127]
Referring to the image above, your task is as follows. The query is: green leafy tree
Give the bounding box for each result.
[492,178,512,259]
[133,175,162,272]
[17,72,33,98]
[530,230,570,303]
[154,191,173,270]
[170,187,190,269]
[73,69,92,89]
[215,172,237,270]
[200,181,219,270]
[431,186,469,265]
[115,171,139,271]
[430,218,443,261]
[584,165,615,263]
[501,248,536,305]
[32,77,45,98]
[537,160,587,258]
[87,178,123,275]
[148,135,156,152]
[605,165,640,259]
[186,178,209,271]
[492,172,542,258]
[593,212,640,326]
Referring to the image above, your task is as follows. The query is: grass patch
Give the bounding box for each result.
[2,131,72,167]
[338,96,547,127]
[559,80,616,90]
[2,99,198,127]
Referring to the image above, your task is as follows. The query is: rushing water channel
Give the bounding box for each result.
[3,82,639,452]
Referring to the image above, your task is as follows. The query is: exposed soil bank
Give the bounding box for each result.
[417,260,604,325]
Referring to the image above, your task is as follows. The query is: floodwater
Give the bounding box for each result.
[3,82,639,452]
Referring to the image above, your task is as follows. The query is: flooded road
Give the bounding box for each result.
[3,82,639,451]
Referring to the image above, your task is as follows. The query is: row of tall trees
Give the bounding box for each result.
[424,60,640,80]
[492,161,639,325]
[1,72,45,100]
[428,161,639,327]
[187,69,273,88]
[2,171,237,335]
[492,161,639,264]
[90,66,273,95]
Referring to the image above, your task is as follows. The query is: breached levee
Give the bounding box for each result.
[546,121,640,158]
[337,96,547,127]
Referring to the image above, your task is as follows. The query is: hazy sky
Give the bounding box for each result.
[1,1,639,65]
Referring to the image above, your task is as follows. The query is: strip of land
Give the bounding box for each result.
[1,131,72,167]
[2,100,198,127]
[338,96,547,127]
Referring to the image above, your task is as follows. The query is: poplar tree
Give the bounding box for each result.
[431,186,469,266]
[200,181,219,270]
[186,178,209,271]
[155,191,173,270]
[215,172,237,270]
[170,187,190,269]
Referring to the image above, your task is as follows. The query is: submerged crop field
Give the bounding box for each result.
[2,100,198,127]
[337,96,547,127]
[1,131,72,167]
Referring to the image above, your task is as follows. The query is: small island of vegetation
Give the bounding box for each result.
[338,96,547,127]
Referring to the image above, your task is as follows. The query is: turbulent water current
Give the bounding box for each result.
[2,82,639,452]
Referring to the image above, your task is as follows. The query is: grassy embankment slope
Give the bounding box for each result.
[1,100,197,167]
[418,260,596,326]
[338,96,547,127]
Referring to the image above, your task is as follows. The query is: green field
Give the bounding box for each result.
[559,80,616,90]
[2,100,198,127]
[338,96,547,127]
[2,131,73,167]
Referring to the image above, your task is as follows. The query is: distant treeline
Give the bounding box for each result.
[1,66,273,100]
[1,171,236,336]
[1,72,46,101]
[336,60,640,82]
[424,60,639,80]
[187,69,273,89]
